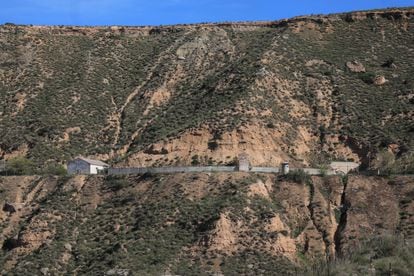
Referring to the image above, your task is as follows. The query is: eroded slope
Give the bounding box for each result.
[0,174,413,274]
[0,8,413,169]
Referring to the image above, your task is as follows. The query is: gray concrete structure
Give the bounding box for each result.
[282,162,289,175]
[238,153,250,172]
[108,166,339,176]
[329,161,359,174]
[108,166,237,175]
[105,156,354,176]
[250,167,280,173]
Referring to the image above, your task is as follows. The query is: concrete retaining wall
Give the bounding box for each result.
[250,167,280,173]
[291,168,337,176]
[108,166,237,175]
[108,166,337,176]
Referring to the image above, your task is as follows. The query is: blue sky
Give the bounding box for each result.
[1,0,413,26]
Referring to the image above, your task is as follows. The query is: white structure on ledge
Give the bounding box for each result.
[281,161,289,175]
[67,157,109,175]
[238,153,250,172]
[329,161,359,175]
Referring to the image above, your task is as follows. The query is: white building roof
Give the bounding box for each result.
[74,157,109,167]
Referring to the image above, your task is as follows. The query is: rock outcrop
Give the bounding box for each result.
[346,60,366,72]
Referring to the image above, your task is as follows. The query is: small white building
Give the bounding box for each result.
[67,157,109,175]
[329,161,359,175]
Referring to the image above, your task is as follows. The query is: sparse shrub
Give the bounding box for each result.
[105,176,129,191]
[319,125,327,146]
[207,140,219,151]
[226,156,238,166]
[319,165,329,177]
[334,208,341,224]
[358,72,376,84]
[5,156,36,175]
[381,57,394,68]
[191,155,200,165]
[42,164,67,176]
[311,235,414,275]
[285,169,311,184]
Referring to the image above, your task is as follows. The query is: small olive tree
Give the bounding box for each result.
[42,164,67,176]
[6,156,36,175]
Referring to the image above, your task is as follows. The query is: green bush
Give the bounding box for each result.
[311,235,414,275]
[285,169,311,184]
[41,164,67,176]
[207,140,219,151]
[358,72,376,84]
[319,165,329,177]
[226,156,238,166]
[105,176,129,191]
[191,155,200,165]
[5,156,36,175]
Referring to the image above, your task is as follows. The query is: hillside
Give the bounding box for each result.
[0,8,413,170]
[0,174,413,274]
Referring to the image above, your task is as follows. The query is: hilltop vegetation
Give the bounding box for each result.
[0,8,413,170]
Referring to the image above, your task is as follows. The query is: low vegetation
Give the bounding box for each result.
[0,8,413,275]
[1,173,412,274]
[284,169,312,184]
[0,156,66,176]
[308,235,414,275]
[0,8,412,171]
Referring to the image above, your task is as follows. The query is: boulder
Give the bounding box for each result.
[374,75,387,85]
[40,267,49,276]
[64,243,72,251]
[346,61,366,72]
[105,269,130,276]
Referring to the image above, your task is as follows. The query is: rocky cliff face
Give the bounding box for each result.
[0,8,413,170]
[0,174,413,274]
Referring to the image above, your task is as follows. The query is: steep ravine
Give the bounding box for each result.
[333,175,348,258]
[0,174,413,274]
[306,178,332,260]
